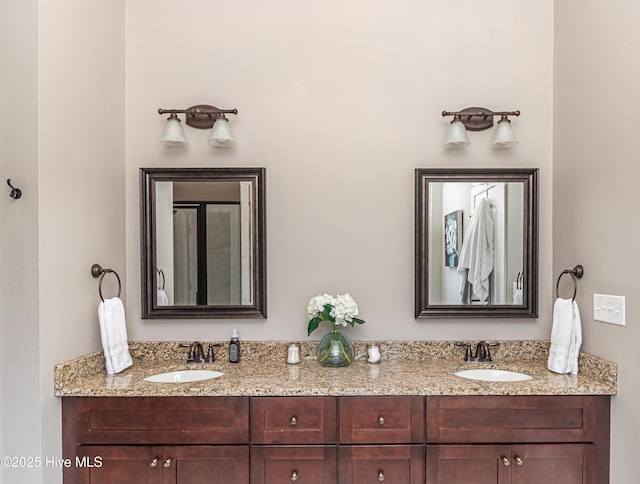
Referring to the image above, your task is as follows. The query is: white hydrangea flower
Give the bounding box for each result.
[332,293,359,327]
[307,293,335,318]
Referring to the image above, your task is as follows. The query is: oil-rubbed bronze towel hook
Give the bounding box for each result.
[7,179,22,199]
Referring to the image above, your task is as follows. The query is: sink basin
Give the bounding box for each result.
[454,369,533,382]
[144,369,224,383]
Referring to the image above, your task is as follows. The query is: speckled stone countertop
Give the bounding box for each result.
[54,340,617,398]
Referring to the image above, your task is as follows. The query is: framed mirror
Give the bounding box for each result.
[415,168,538,318]
[140,167,266,318]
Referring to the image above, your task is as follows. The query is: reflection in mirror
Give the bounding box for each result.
[415,168,538,318]
[141,168,266,319]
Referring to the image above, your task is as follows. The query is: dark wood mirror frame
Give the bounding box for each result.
[415,168,538,318]
[140,167,266,319]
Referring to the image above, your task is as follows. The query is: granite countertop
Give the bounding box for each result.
[54,340,617,398]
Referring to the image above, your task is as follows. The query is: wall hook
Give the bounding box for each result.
[7,179,22,200]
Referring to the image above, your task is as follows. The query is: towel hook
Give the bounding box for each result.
[7,179,22,199]
[91,263,122,302]
[555,265,584,301]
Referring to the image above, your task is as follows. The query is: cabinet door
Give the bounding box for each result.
[75,445,163,484]
[339,445,424,484]
[252,446,337,484]
[511,444,594,484]
[162,446,249,484]
[426,445,511,484]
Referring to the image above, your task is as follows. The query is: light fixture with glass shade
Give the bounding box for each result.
[491,115,518,149]
[443,115,471,148]
[158,104,238,147]
[159,113,187,145]
[208,115,236,147]
[441,107,520,149]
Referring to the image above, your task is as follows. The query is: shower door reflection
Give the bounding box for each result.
[172,203,242,306]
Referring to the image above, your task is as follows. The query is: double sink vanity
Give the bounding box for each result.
[54,166,617,482]
[56,340,616,483]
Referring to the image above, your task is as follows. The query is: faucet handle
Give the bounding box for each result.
[455,342,474,361]
[485,341,499,361]
[204,343,223,363]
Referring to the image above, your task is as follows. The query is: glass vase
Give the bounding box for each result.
[317,328,354,367]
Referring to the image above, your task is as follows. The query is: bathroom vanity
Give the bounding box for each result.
[56,341,616,484]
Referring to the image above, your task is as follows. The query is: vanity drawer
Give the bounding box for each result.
[251,397,337,444]
[67,396,249,445]
[339,396,424,444]
[338,445,424,484]
[426,395,604,443]
[251,446,337,484]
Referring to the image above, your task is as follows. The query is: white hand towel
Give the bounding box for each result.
[157,289,169,306]
[98,297,133,375]
[457,197,494,303]
[547,298,582,374]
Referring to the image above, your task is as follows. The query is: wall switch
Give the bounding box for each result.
[593,294,625,326]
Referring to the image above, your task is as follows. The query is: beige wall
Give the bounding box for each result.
[125,0,554,342]
[10,1,640,483]
[37,1,126,480]
[554,1,640,482]
[1,1,125,483]
[0,0,41,482]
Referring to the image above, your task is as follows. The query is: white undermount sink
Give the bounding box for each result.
[454,368,533,382]
[144,369,224,383]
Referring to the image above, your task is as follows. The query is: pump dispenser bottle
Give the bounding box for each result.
[229,329,240,363]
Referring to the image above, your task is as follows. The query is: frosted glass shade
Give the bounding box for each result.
[208,118,236,147]
[491,118,518,149]
[444,119,470,149]
[160,116,187,145]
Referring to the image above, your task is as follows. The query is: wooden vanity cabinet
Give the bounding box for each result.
[62,396,250,484]
[425,395,610,484]
[62,394,610,484]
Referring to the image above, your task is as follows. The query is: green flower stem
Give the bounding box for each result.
[318,330,351,363]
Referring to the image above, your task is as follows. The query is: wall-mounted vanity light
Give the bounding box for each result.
[442,107,520,149]
[158,104,238,147]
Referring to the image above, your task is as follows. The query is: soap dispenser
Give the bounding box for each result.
[229,329,240,363]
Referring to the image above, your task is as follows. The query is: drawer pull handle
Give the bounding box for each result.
[163,458,172,468]
[378,417,385,425]
[149,458,158,468]
[290,416,298,426]
[290,470,298,481]
[502,456,510,466]
[377,470,385,481]
[514,456,523,466]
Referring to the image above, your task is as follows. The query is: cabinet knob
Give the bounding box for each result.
[163,458,172,468]
[502,456,510,466]
[514,456,523,466]
[377,470,385,481]
[378,416,385,425]
[290,470,298,481]
[149,458,158,468]
[290,416,298,426]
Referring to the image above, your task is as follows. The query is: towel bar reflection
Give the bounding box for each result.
[555,265,584,301]
[156,269,165,290]
[91,264,122,302]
